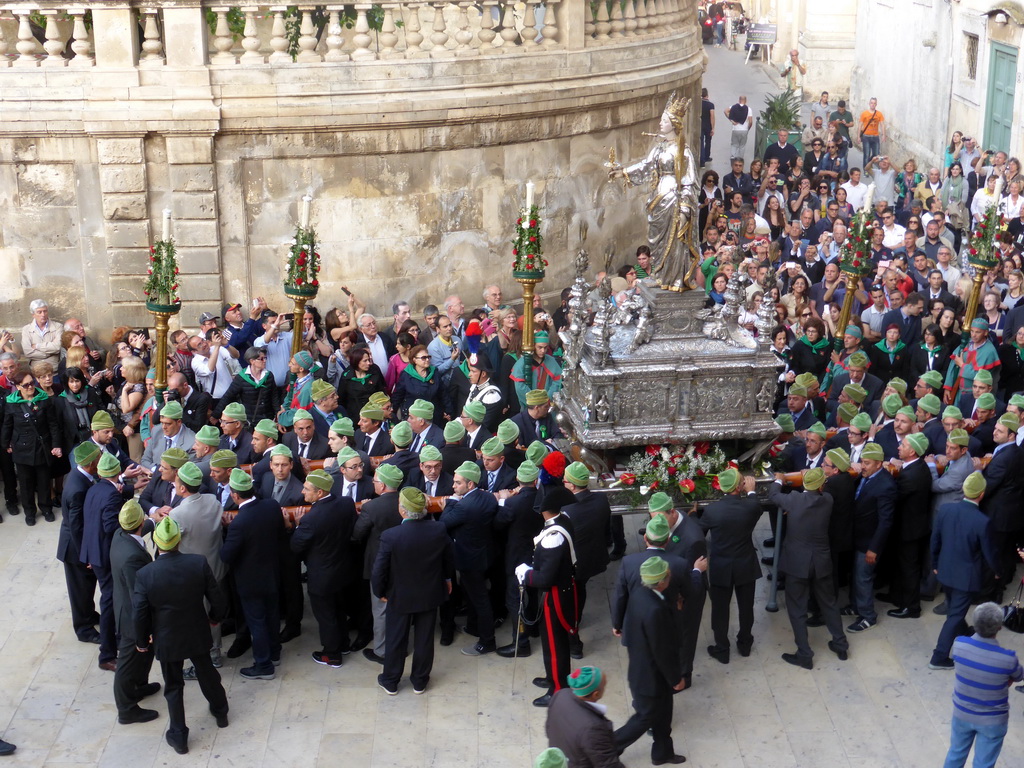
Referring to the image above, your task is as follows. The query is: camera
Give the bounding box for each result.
[165,391,181,402]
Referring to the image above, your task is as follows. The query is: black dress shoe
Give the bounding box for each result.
[137,682,161,698]
[806,614,825,627]
[532,676,551,689]
[828,640,848,661]
[762,537,775,548]
[0,738,15,756]
[6,503,19,516]
[761,555,774,566]
[225,638,251,658]
[737,643,752,658]
[42,509,55,522]
[707,644,730,664]
[118,706,159,725]
[496,641,531,658]
[279,626,301,643]
[886,607,921,619]
[532,693,552,707]
[568,640,583,660]
[439,629,454,647]
[25,515,36,527]
[782,652,813,670]
[362,649,384,665]
[166,733,188,755]
[839,604,858,616]
[78,630,101,644]
[350,635,373,652]
[214,712,229,728]
[652,755,687,765]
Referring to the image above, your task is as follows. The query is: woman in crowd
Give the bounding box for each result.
[56,368,103,460]
[761,195,787,240]
[998,325,1024,401]
[895,159,923,210]
[909,323,950,382]
[789,317,830,383]
[118,356,147,461]
[325,289,366,348]
[391,343,443,423]
[1,365,61,526]
[833,186,854,222]
[338,347,386,417]
[937,307,961,351]
[780,275,810,323]
[1003,269,1024,311]
[327,330,358,387]
[215,346,280,424]
[698,170,723,236]
[384,331,416,394]
[706,273,728,307]
[301,305,334,367]
[943,131,964,170]
[981,290,1006,345]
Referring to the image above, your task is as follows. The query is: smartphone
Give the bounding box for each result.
[341,286,352,297]
[280,313,294,322]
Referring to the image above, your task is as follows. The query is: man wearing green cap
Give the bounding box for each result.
[884,432,933,619]
[944,317,1000,405]
[779,383,816,432]
[260,445,305,507]
[132,517,230,754]
[406,399,445,453]
[511,330,562,409]
[307,378,346,438]
[613,555,688,765]
[784,421,827,472]
[216,402,257,465]
[162,372,213,434]
[821,448,857,607]
[826,351,883,423]
[872,394,903,460]
[378,421,420,477]
[81,409,135,475]
[357,404,394,458]
[546,667,622,768]
[441,460,499,656]
[354,464,405,665]
[441,419,476,476]
[698,469,762,663]
[335,446,375,502]
[283,408,331,462]
[140,399,197,473]
[211,347,278,427]
[58,442,104,643]
[513,389,563,447]
[408,444,454,498]
[847,441,897,632]
[980,413,1022,603]
[139,447,190,518]
[929,472,998,669]
[968,393,999,455]
[324,417,370,474]
[957,367,1004,420]
[292,469,358,666]
[915,393,944,454]
[479,437,517,493]
[372,487,454,694]
[247,420,280,491]
[459,400,493,450]
[260,444,305,645]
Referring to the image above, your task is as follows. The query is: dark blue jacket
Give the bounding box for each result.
[853,467,898,554]
[371,517,454,614]
[220,498,285,596]
[931,500,996,592]
[981,442,1023,533]
[80,478,131,570]
[57,466,95,563]
[440,488,498,572]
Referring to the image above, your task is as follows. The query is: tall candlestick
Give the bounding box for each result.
[525,181,534,212]
[162,208,171,241]
[300,195,312,229]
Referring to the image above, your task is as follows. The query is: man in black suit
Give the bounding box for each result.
[309,379,348,438]
[83,410,137,471]
[259,444,305,643]
[783,421,827,472]
[259,444,305,505]
[333,446,375,503]
[440,461,498,656]
[372,487,454,694]
[357,404,393,457]
[613,556,688,765]
[768,469,849,669]
[249,419,283,492]
[283,409,331,462]
[880,291,925,350]
[826,353,883,420]
[406,445,454,497]
[133,517,230,755]
[777,384,817,432]
[478,437,517,493]
[57,442,102,644]
[378,421,421,477]
[407,399,445,453]
[561,461,611,659]
[697,468,762,663]
[441,420,476,475]
[159,372,211,434]
[821,448,857,603]
[139,447,189,516]
[218,402,257,465]
[980,414,1022,602]
[459,401,493,450]
[221,468,285,680]
[848,442,897,632]
[512,389,563,446]
[354,463,404,665]
[546,667,623,768]
[291,469,358,667]
[886,433,933,618]
[110,500,160,725]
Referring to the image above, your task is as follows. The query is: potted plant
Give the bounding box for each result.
[754,87,804,158]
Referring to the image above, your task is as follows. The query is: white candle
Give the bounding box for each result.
[525,181,534,212]
[300,195,312,229]
[162,208,171,241]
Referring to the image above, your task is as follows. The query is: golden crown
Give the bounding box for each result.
[663,91,690,126]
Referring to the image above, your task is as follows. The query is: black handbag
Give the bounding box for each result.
[1003,578,1024,634]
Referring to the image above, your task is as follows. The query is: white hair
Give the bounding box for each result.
[30,299,48,312]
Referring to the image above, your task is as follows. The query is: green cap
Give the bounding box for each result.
[330,417,355,437]
[497,419,520,445]
[807,422,826,438]
[98,452,121,477]
[525,389,550,407]
[444,420,466,442]
[974,369,993,386]
[639,556,669,585]
[311,379,335,401]
[847,351,869,368]
[91,411,114,430]
[843,383,868,404]
[408,399,435,420]
[918,393,941,415]
[963,470,986,499]
[359,404,385,422]
[534,330,550,344]
[888,378,908,396]
[837,402,859,424]
[374,463,403,489]
[920,370,943,390]
[118,499,144,531]
[943,405,963,420]
[269,444,293,459]
[896,406,916,420]
[516,461,540,484]
[228,467,253,491]
[390,421,414,448]
[564,461,590,487]
[293,350,314,370]
[645,513,671,543]
[455,460,481,484]
[399,487,426,512]
[526,441,548,465]
[861,442,884,461]
[337,446,360,466]
[971,317,989,330]
[480,437,504,457]
[826,448,850,472]
[794,372,818,390]
[196,425,222,446]
[368,391,390,408]
[648,491,673,513]
[850,412,872,432]
[803,467,825,491]
[254,419,278,438]
[844,325,863,339]
[775,414,795,433]
[904,433,928,456]
[419,444,442,463]
[567,667,602,698]
[1010,394,1024,410]
[73,442,101,466]
[161,401,183,420]
[534,748,567,768]
[976,392,997,410]
[718,467,740,493]
[161,447,189,469]
[177,461,203,487]
[210,449,238,469]
[292,408,313,424]
[305,469,333,492]
[461,401,486,423]
[998,412,1020,432]
[221,402,247,422]
[948,428,970,447]
[153,517,181,551]
[882,393,903,417]
[788,383,808,398]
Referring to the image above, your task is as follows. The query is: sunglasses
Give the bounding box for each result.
[800,312,812,318]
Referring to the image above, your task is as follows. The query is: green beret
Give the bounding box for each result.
[564,461,590,487]
[118,499,144,531]
[278,410,295,429]
[718,467,740,493]
[497,419,521,445]
[567,667,602,698]
[971,317,989,330]
[648,491,673,514]
[526,441,549,465]
[461,401,486,423]
[368,391,390,407]
[444,420,466,442]
[639,555,669,585]
[896,406,916,420]
[948,428,970,447]
[293,351,314,371]
[408,399,435,420]
[516,461,540,484]
[976,393,997,410]
[826,448,851,472]
[91,411,114,430]
[844,325,863,340]
[480,437,505,457]
[974,369,993,386]
[534,748,567,768]
[359,404,385,422]
[803,467,825,491]
[1010,394,1024,409]
[153,517,181,551]
[788,383,808,398]
[847,351,869,369]
[807,422,826,438]
[98,452,121,477]
[882,393,903,417]
[161,401,184,420]
[794,372,818,390]
[292,408,313,424]
[904,433,928,456]
[228,467,253,492]
[455,460,481,484]
[918,394,941,415]
[775,414,795,433]
[999,412,1020,432]
[645,513,671,542]
[920,370,943,390]
[311,379,335,402]
[399,486,426,513]
[943,405,963,420]
[269,444,293,459]
[419,445,443,463]
[210,449,238,469]
[525,389,550,407]
[963,470,986,499]
[534,330,550,344]
[888,378,908,396]
[374,463,403,489]
[837,402,859,424]
[390,421,414,448]
[221,402,247,422]
[73,442,101,466]
[337,446,360,466]
[843,383,868,404]
[254,419,278,438]
[177,461,203,487]
[306,469,333,492]
[161,447,189,468]
[850,412,872,432]
[196,425,222,446]
[861,442,884,461]
[329,417,355,437]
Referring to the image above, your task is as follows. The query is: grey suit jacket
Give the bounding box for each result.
[767,482,833,579]
[168,493,227,582]
[140,424,197,470]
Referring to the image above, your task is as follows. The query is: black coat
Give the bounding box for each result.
[57,466,94,564]
[110,526,153,641]
[392,366,444,423]
[406,468,455,497]
[768,484,833,578]
[894,458,932,541]
[353,491,403,580]
[524,514,576,593]
[371,517,454,614]
[662,514,708,564]
[981,443,1023,533]
[611,548,697,636]
[156,388,213,434]
[465,426,493,451]
[282,431,331,461]
[80,478,131,570]
[867,341,910,384]
[258,472,305,507]
[789,337,830,382]
[511,411,562,445]
[220,498,286,596]
[440,487,498,572]
[332,474,375,503]
[213,371,279,425]
[908,344,951,384]
[441,443,477,476]
[338,366,387,418]
[823,470,856,554]
[360,429,394,458]
[697,493,763,587]
[561,490,612,582]
[621,585,681,695]
[881,308,923,350]
[379,449,421,478]
[139,475,183,514]
[55,389,103,453]
[290,494,358,593]
[133,550,228,661]
[493,486,542,569]
[478,461,517,493]
[2,392,60,466]
[546,689,623,768]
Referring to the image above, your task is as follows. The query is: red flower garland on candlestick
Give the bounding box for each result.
[511,204,547,274]
[838,205,874,277]
[284,225,321,291]
[143,239,181,305]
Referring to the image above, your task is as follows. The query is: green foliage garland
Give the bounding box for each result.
[511,204,547,274]
[144,240,181,305]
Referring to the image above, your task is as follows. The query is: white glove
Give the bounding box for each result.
[514,563,531,585]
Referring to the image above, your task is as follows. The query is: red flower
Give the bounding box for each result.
[295,277,303,286]
[646,445,661,456]
[667,466,678,476]
[694,441,710,455]
[679,478,695,493]
[174,267,179,274]
[299,250,307,258]
[979,223,986,230]
[529,219,537,227]
[297,256,307,266]
[512,249,518,256]
[529,236,537,242]
[312,279,319,286]
[651,460,659,468]
[620,472,636,486]
[711,476,721,490]
[171,284,178,290]
[649,481,659,491]
[517,218,523,225]
[970,248,978,256]
[852,260,861,267]
[526,264,533,270]
[150,246,156,253]
[696,468,705,477]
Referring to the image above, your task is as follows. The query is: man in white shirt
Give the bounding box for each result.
[936,245,961,289]
[865,155,896,209]
[188,333,235,400]
[357,313,390,372]
[879,208,906,249]
[21,299,63,368]
[840,168,868,210]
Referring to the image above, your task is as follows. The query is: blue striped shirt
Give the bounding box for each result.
[951,635,1024,726]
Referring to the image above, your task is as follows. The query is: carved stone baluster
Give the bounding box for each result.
[379,5,399,58]
[268,8,291,63]
[41,11,67,66]
[645,0,660,34]
[521,0,539,48]
[664,0,678,29]
[623,0,637,37]
[351,5,374,60]
[211,7,236,64]
[296,6,322,62]
[453,2,475,56]
[403,3,426,58]
[499,0,519,48]
[240,9,264,64]
[323,9,349,61]
[67,9,93,67]
[540,0,559,46]
[428,2,451,56]
[653,0,667,33]
[0,15,12,66]
[609,0,624,38]
[584,2,595,40]
[594,2,611,42]
[13,12,41,67]
[477,0,498,52]
[634,0,649,36]
[139,8,164,66]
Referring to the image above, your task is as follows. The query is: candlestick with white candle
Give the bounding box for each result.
[525,181,534,213]
[300,195,312,229]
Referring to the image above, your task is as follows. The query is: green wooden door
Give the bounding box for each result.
[985,43,1017,153]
